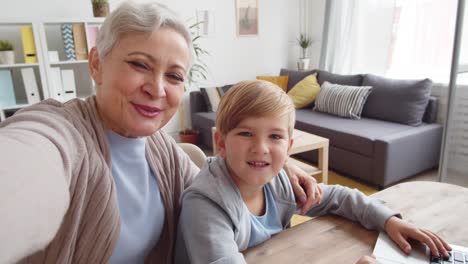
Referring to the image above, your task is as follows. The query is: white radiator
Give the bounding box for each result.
[434,83,468,174]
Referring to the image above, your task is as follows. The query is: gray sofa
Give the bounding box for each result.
[190,69,442,189]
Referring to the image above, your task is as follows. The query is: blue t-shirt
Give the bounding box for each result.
[106,130,165,264]
[248,184,284,247]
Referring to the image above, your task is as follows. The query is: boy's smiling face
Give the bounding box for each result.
[216,115,294,190]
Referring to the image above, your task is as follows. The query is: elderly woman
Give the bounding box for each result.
[0,2,321,263]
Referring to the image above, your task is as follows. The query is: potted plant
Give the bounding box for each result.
[91,0,110,17]
[179,126,200,145]
[0,40,15,65]
[296,33,313,70]
[187,21,209,85]
[178,20,210,145]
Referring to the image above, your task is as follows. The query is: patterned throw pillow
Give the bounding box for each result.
[256,75,289,91]
[314,81,372,119]
[200,87,221,112]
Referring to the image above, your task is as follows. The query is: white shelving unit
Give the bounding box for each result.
[0,18,103,121]
[0,20,47,121]
[38,18,103,102]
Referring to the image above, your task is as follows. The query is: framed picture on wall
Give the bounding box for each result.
[235,0,258,36]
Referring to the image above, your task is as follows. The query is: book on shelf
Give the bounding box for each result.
[86,25,100,52]
[50,67,64,101]
[72,24,88,60]
[61,24,76,61]
[60,69,77,101]
[20,26,38,64]
[20,68,40,104]
[0,69,17,107]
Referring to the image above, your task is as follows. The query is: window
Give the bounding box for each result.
[322,0,459,84]
[386,0,458,83]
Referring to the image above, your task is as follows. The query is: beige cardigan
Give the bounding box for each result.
[0,96,198,264]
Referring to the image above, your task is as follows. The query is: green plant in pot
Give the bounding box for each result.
[187,21,209,85]
[0,40,15,65]
[91,0,110,17]
[179,20,210,145]
[296,33,313,70]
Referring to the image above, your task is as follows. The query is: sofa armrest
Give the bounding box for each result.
[422,96,438,124]
[190,91,208,113]
[373,124,442,187]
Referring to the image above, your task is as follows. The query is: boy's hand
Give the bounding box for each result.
[384,216,452,258]
[355,255,379,264]
[284,163,322,214]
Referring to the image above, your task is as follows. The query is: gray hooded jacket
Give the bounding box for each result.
[175,156,397,264]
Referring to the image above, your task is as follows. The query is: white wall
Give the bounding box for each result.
[0,0,310,136]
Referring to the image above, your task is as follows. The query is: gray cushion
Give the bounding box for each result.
[191,112,216,149]
[279,68,317,91]
[295,109,418,157]
[216,84,234,96]
[314,82,372,119]
[317,70,363,86]
[190,91,209,113]
[361,74,432,126]
[422,96,438,124]
[200,87,221,112]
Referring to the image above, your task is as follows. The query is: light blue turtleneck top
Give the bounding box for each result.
[106,130,165,264]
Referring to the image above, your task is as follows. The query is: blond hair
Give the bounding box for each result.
[216,80,295,136]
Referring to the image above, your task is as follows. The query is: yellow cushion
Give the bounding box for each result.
[287,73,320,108]
[256,75,289,92]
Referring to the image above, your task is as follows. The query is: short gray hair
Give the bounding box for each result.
[96,1,193,61]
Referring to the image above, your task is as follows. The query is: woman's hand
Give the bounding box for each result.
[284,162,322,215]
[355,255,379,264]
[384,216,452,258]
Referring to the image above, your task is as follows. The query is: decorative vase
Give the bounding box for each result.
[0,50,15,64]
[297,58,310,71]
[92,2,110,17]
[179,130,199,145]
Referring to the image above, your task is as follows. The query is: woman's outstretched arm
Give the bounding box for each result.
[0,112,80,263]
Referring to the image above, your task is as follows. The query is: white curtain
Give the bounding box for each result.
[322,0,457,79]
[386,0,457,82]
[322,0,357,74]
[322,0,395,75]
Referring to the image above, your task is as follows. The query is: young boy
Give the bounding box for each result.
[175,80,450,264]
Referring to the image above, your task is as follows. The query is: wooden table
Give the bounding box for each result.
[244,181,468,264]
[289,129,329,184]
[212,128,329,184]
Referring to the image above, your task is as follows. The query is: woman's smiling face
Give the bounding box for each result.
[90,27,191,137]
